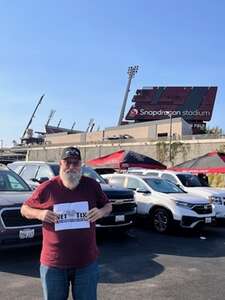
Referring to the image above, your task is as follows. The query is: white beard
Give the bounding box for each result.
[60,169,82,190]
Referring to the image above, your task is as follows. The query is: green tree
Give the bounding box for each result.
[205,126,223,136]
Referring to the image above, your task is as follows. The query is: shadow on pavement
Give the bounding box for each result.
[98,231,164,283]
[0,233,164,283]
[0,245,40,278]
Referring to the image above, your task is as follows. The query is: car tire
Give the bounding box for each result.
[151,208,173,233]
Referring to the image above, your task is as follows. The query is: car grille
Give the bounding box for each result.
[110,199,137,213]
[192,204,212,215]
[104,191,134,200]
[1,208,42,228]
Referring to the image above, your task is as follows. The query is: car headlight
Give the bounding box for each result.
[208,196,222,205]
[175,201,194,209]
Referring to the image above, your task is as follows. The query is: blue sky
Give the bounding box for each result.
[0,0,225,146]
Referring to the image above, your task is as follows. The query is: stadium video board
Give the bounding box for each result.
[125,87,217,122]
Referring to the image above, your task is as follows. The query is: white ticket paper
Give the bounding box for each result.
[54,201,90,231]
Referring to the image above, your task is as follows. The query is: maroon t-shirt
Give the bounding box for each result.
[24,176,109,268]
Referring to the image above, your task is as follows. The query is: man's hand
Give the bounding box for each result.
[87,203,112,222]
[86,208,105,222]
[21,204,59,224]
[38,210,59,224]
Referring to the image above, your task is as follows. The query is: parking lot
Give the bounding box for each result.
[0,223,225,300]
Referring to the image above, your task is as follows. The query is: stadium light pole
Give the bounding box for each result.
[165,111,173,163]
[169,113,173,162]
[117,65,139,126]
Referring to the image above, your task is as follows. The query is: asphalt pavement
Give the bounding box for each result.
[0,223,225,300]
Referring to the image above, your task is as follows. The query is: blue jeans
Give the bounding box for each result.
[40,261,99,300]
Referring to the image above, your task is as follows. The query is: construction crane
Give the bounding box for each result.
[57,119,62,128]
[46,109,56,127]
[21,94,45,140]
[71,121,76,131]
[86,118,95,132]
[90,121,95,132]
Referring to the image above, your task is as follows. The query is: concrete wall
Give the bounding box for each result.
[27,137,225,167]
[181,119,192,136]
[45,132,82,144]
[45,118,185,145]
[86,131,103,143]
[105,126,150,139]
[157,120,181,138]
[148,125,157,139]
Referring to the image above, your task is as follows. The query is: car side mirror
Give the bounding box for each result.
[30,178,38,183]
[37,177,49,184]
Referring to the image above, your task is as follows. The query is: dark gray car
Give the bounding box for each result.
[0,164,42,248]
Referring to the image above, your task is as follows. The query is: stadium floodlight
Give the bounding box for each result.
[118,65,139,126]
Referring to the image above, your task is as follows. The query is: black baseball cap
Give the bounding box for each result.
[61,147,81,161]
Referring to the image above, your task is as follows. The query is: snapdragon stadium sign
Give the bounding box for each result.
[125,87,217,122]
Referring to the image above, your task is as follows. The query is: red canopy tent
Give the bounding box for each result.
[171,151,225,174]
[87,150,166,170]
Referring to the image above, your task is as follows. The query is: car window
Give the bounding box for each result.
[36,165,53,179]
[161,173,177,184]
[144,172,159,177]
[50,164,60,176]
[127,177,146,190]
[81,166,106,184]
[7,174,27,190]
[20,165,39,181]
[0,173,7,190]
[144,177,184,193]
[0,170,30,191]
[177,174,202,187]
[8,164,24,175]
[108,176,125,187]
[127,170,144,175]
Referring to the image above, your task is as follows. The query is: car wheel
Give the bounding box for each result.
[152,208,172,233]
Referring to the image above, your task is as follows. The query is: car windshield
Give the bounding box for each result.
[0,170,31,192]
[177,174,203,187]
[144,177,184,193]
[81,166,106,184]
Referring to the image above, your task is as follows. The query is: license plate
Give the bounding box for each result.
[205,217,212,224]
[19,229,35,239]
[115,215,125,222]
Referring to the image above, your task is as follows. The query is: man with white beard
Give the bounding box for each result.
[21,147,112,300]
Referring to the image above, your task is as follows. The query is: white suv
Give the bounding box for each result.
[129,170,225,220]
[103,173,215,233]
